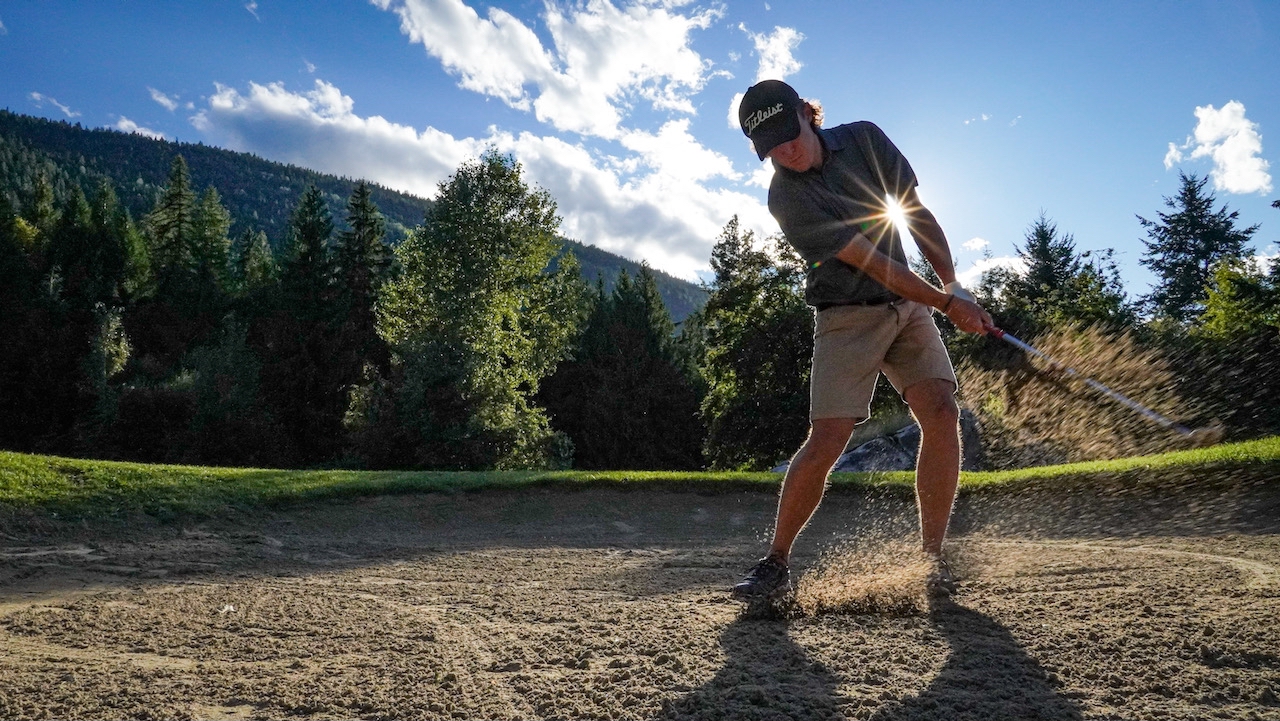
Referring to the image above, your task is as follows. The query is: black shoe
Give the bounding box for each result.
[732,556,792,600]
[928,557,957,596]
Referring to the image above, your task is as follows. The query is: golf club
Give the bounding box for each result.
[990,327,1224,447]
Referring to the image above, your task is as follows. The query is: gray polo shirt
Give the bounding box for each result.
[768,121,918,308]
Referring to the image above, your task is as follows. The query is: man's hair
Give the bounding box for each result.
[802,99,824,128]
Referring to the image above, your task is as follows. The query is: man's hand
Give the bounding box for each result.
[941,282,993,335]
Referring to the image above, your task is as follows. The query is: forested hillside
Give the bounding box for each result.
[0,110,705,320]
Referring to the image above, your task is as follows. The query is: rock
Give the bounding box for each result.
[832,437,914,472]
[769,409,985,473]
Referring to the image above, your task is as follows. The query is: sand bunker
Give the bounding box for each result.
[1,481,1278,720]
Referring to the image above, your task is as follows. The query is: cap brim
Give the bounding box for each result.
[750,110,801,161]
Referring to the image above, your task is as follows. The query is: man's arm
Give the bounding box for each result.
[833,228,992,335]
[900,186,957,287]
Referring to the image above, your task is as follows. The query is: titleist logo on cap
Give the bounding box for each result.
[743,102,784,136]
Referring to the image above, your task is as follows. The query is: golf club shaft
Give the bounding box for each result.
[991,328,1194,437]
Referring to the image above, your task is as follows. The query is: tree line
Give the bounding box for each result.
[1,149,1276,471]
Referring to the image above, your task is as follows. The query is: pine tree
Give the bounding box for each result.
[252,184,340,464]
[1139,172,1257,323]
[46,187,94,309]
[1009,214,1079,307]
[994,214,1133,337]
[229,228,277,293]
[333,182,391,370]
[146,156,197,297]
[538,267,704,469]
[23,172,58,242]
[282,184,334,317]
[189,186,232,311]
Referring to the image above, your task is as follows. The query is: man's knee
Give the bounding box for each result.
[799,417,857,463]
[905,379,959,430]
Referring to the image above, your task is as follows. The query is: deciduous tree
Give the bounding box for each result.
[369,151,585,469]
[697,217,812,470]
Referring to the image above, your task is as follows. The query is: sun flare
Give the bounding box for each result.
[883,193,912,240]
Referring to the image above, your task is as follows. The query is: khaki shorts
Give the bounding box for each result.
[810,299,956,421]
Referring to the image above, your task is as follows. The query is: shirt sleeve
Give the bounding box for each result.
[861,122,918,198]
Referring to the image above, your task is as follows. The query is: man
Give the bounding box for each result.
[732,79,994,600]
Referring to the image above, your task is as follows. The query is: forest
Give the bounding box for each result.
[1,113,1278,471]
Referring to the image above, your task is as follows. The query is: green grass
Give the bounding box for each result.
[2,436,1279,522]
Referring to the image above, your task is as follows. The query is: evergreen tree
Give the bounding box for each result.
[993,214,1133,337]
[1138,172,1257,323]
[45,187,94,308]
[539,267,704,469]
[1009,214,1079,308]
[369,151,586,470]
[189,186,232,311]
[254,184,340,463]
[22,171,58,244]
[145,156,197,297]
[86,182,134,305]
[698,217,813,470]
[333,182,392,372]
[229,228,277,293]
[282,184,335,317]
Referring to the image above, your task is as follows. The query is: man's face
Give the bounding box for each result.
[767,108,821,172]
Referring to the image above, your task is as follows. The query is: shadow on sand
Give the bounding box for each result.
[867,596,1082,721]
[658,597,1082,721]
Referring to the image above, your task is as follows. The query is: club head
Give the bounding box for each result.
[1185,422,1224,448]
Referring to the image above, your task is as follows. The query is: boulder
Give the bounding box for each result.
[770,409,984,473]
[831,436,914,472]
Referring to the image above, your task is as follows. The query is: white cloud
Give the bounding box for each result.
[114,117,165,140]
[1166,100,1272,194]
[189,78,773,279]
[1163,141,1184,170]
[245,1,260,20]
[148,87,180,112]
[29,92,80,118]
[726,91,744,129]
[500,130,773,278]
[956,255,1025,287]
[748,162,774,190]
[371,0,719,139]
[304,59,317,74]
[0,16,8,35]
[192,79,485,201]
[961,237,989,252]
[964,114,991,126]
[740,24,804,81]
[620,119,738,183]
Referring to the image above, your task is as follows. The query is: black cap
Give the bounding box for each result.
[739,79,802,160]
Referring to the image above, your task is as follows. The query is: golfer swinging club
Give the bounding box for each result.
[732,79,994,600]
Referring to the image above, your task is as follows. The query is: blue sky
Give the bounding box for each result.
[2,1,1277,294]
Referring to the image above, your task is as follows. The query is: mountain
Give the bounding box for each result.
[0,109,707,321]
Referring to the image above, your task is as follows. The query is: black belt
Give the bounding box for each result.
[814,297,898,312]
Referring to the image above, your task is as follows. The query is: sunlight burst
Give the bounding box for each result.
[883,193,912,240]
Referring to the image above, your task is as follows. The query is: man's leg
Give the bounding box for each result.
[903,378,961,556]
[768,417,857,565]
